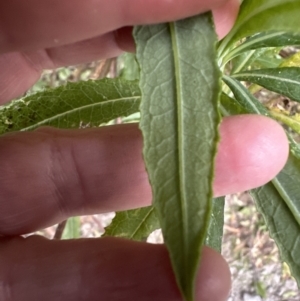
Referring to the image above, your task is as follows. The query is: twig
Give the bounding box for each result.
[53,220,68,239]
[90,59,113,79]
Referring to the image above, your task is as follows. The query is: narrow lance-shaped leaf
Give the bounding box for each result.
[232,67,300,103]
[272,154,300,228]
[223,75,300,136]
[229,48,271,74]
[250,182,300,285]
[222,75,269,115]
[134,13,221,301]
[62,217,81,239]
[0,78,141,133]
[230,50,257,74]
[205,197,225,253]
[119,53,140,81]
[103,207,160,241]
[219,0,300,58]
[219,93,247,117]
[224,31,300,62]
[104,197,225,252]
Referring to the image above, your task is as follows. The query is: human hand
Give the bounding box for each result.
[0,1,289,301]
[0,0,239,103]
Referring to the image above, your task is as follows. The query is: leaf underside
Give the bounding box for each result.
[0,78,140,133]
[103,207,159,241]
[134,13,221,301]
[104,197,225,255]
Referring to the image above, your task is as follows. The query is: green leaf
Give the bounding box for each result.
[223,75,300,160]
[272,153,300,227]
[219,0,300,57]
[103,206,160,241]
[119,53,140,81]
[134,13,221,301]
[62,217,81,239]
[222,75,269,115]
[232,67,300,102]
[219,93,247,116]
[224,73,300,284]
[205,197,225,253]
[230,49,266,74]
[288,135,300,160]
[252,54,284,69]
[251,177,300,285]
[224,31,300,62]
[230,50,257,74]
[0,78,141,133]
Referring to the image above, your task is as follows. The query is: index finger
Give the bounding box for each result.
[0,0,238,53]
[0,116,288,236]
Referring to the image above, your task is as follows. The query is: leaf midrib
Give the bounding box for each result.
[272,177,300,227]
[223,76,262,114]
[233,71,300,85]
[169,22,189,269]
[130,207,155,239]
[228,32,284,61]
[21,96,140,131]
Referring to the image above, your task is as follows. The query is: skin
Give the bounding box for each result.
[0,0,289,300]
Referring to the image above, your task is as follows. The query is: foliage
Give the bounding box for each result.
[134,14,221,300]
[2,1,300,301]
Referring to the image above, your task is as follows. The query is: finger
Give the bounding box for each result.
[0,0,236,53]
[0,236,231,301]
[0,0,239,104]
[0,31,126,104]
[213,0,240,39]
[0,115,289,236]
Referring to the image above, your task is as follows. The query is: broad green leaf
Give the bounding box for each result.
[224,31,300,62]
[251,180,300,285]
[103,206,160,241]
[205,197,225,253]
[0,78,140,133]
[62,217,81,239]
[219,0,300,57]
[134,13,221,301]
[232,67,300,102]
